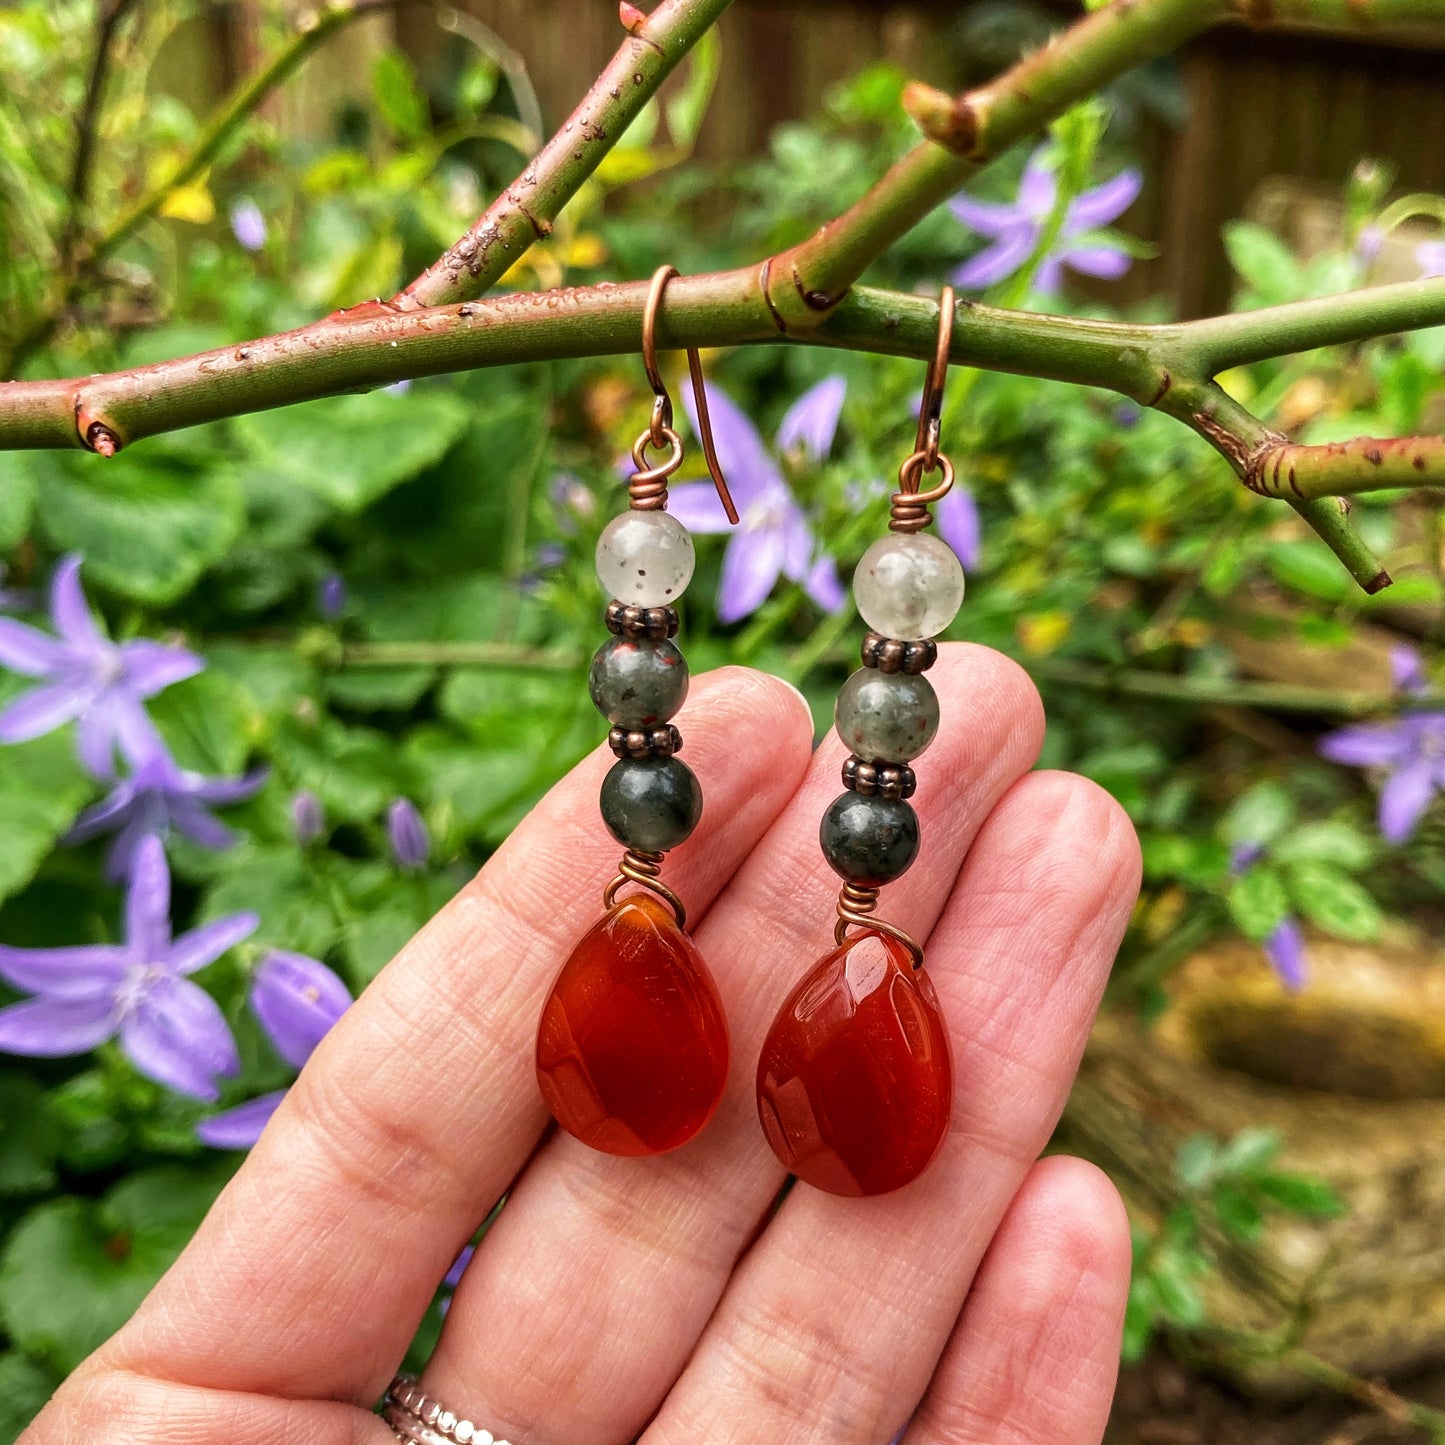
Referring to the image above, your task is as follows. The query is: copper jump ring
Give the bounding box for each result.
[889,286,957,534]
[834,883,924,970]
[632,265,739,522]
[603,848,687,929]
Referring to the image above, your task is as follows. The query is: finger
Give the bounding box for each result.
[903,1156,1131,1445]
[422,645,1045,1445]
[644,769,1141,1445]
[99,667,815,1404]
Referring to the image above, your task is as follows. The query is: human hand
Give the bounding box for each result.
[26,648,1141,1445]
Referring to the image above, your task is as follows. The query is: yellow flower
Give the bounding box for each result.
[1016,610,1072,655]
[159,179,215,225]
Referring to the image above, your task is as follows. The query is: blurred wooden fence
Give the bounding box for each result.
[231,1,1445,315]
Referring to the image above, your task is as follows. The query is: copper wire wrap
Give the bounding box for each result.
[603,848,687,930]
[834,883,924,970]
[631,265,739,523]
[889,286,957,535]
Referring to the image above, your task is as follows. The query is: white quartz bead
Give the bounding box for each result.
[853,532,965,641]
[595,510,695,606]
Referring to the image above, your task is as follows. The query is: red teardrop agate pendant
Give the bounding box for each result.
[756,930,952,1196]
[536,893,729,1156]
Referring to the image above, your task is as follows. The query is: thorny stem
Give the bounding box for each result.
[392,0,737,309]
[3,0,1445,595]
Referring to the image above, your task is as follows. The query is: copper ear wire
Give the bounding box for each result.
[890,286,957,534]
[630,265,740,524]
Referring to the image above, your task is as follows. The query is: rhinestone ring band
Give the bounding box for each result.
[383,1374,516,1445]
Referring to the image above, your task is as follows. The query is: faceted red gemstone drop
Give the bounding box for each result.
[536,893,729,1157]
[756,930,953,1197]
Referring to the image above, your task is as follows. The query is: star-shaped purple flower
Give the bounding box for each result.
[949,149,1141,294]
[0,555,202,777]
[1319,710,1445,844]
[1228,841,1307,990]
[0,835,254,1100]
[65,743,267,881]
[667,379,847,624]
[197,950,352,1149]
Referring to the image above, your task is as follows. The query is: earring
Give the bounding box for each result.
[756,290,965,1197]
[536,267,740,1158]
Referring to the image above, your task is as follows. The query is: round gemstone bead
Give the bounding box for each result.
[596,510,695,607]
[819,791,920,886]
[756,930,952,1195]
[588,636,689,727]
[853,532,964,641]
[834,667,939,764]
[600,756,702,852]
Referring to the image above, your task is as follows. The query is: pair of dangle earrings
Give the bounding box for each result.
[534,270,965,1197]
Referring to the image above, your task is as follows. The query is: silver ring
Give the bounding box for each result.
[384,1373,516,1445]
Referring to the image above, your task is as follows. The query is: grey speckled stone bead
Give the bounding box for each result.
[595,510,695,606]
[600,756,702,852]
[589,636,689,727]
[834,667,939,764]
[819,791,920,886]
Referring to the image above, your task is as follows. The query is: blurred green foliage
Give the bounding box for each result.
[1,0,1444,1427]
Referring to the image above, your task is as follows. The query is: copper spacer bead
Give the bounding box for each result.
[605,599,680,640]
[861,631,937,674]
[841,754,917,800]
[608,723,683,759]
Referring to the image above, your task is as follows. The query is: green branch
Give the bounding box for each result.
[765,0,1445,326]
[391,0,736,309]
[1,277,1441,597]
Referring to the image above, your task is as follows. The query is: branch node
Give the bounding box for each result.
[901,81,982,158]
[85,422,119,457]
[758,258,790,335]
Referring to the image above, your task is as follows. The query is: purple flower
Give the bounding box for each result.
[1319,711,1445,844]
[318,572,346,620]
[1265,917,1308,991]
[668,379,846,623]
[1356,225,1385,265]
[775,375,846,464]
[291,789,324,846]
[0,835,253,1100]
[1229,841,1266,874]
[935,484,981,571]
[387,797,429,870]
[1391,644,1429,697]
[66,745,266,881]
[439,1243,476,1314]
[949,150,1141,294]
[198,950,352,1150]
[1418,241,1445,280]
[230,199,267,252]
[0,555,202,777]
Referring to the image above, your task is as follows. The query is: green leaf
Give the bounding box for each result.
[0,1352,58,1444]
[33,448,244,606]
[1151,1262,1207,1327]
[201,845,340,958]
[1222,782,1295,850]
[147,669,260,776]
[0,1166,229,1374]
[1215,1127,1281,1178]
[1212,1183,1264,1241]
[1266,541,1350,604]
[1287,861,1383,942]
[1254,1172,1347,1219]
[373,50,429,142]
[1223,221,1302,302]
[0,1074,59,1198]
[232,389,470,515]
[0,724,94,906]
[1273,821,1372,871]
[665,29,720,150]
[1227,866,1290,942]
[1175,1133,1219,1190]
[0,451,37,549]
